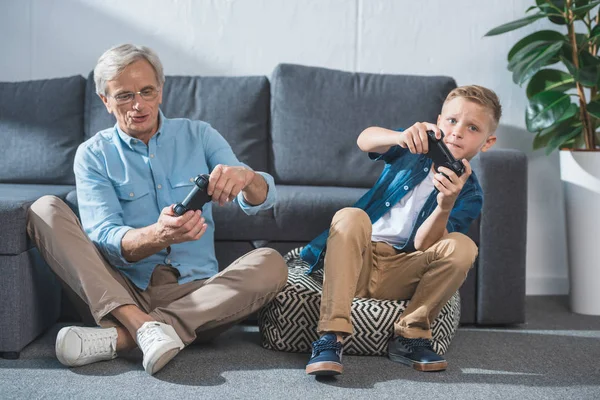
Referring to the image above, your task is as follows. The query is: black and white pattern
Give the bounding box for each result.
[259,248,461,356]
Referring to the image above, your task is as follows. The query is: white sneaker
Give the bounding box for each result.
[55,326,118,367]
[136,321,184,375]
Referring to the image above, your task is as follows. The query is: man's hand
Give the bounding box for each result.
[208,164,255,206]
[398,122,441,154]
[154,206,207,246]
[433,159,472,211]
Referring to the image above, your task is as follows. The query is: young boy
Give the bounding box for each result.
[302,85,501,375]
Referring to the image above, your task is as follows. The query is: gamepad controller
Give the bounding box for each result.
[173,174,211,216]
[426,130,465,178]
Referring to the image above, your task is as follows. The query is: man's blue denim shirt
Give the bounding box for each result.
[74,110,276,290]
[300,145,483,273]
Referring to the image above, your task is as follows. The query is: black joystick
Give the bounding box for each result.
[425,130,465,178]
[173,174,211,216]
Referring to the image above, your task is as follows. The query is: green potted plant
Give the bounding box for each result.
[485,0,600,315]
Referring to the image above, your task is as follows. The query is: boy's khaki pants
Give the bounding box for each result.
[318,207,478,339]
[26,195,288,345]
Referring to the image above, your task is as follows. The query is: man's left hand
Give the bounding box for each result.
[208,165,255,206]
[433,159,472,211]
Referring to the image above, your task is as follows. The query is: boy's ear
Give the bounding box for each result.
[437,114,441,125]
[481,134,497,152]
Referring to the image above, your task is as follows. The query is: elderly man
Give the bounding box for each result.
[26,44,287,375]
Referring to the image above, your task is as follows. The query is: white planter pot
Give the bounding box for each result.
[559,150,600,315]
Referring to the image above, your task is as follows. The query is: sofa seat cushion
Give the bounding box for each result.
[213,185,368,241]
[259,249,461,356]
[0,184,74,255]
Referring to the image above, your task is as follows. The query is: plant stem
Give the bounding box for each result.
[567,0,595,149]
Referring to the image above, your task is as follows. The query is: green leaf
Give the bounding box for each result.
[484,13,547,36]
[533,115,578,150]
[534,130,558,149]
[507,30,566,62]
[546,126,583,154]
[590,24,600,40]
[509,41,549,71]
[537,0,568,23]
[526,91,572,131]
[512,41,564,84]
[586,99,600,118]
[561,55,600,87]
[558,103,579,122]
[572,0,600,16]
[575,33,591,49]
[526,68,576,98]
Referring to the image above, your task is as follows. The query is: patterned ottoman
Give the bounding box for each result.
[259,248,461,356]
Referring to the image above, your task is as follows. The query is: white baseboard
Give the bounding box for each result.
[526,277,569,295]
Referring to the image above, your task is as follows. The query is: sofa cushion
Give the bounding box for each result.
[84,73,270,172]
[0,184,75,255]
[0,76,86,184]
[270,64,457,187]
[213,185,368,241]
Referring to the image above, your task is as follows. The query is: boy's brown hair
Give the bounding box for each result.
[443,85,502,131]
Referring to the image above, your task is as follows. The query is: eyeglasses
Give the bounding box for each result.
[109,87,160,105]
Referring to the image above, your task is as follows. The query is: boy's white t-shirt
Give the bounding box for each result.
[371,170,436,246]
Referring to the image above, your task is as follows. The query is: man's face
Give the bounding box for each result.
[437,97,497,161]
[100,59,163,140]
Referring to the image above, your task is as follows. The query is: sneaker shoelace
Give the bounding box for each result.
[312,338,342,356]
[80,332,114,357]
[398,337,434,351]
[138,323,170,351]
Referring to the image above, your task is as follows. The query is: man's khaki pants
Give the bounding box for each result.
[26,195,288,345]
[318,207,478,340]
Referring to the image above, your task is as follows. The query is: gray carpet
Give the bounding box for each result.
[1,296,599,400]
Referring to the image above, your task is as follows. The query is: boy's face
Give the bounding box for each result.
[437,97,497,161]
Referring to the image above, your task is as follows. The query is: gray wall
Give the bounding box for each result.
[0,0,569,295]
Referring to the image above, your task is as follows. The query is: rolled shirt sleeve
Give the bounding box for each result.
[445,192,483,235]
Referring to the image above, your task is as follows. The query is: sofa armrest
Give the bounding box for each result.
[476,149,528,324]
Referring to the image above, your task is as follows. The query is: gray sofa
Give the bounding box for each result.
[0,63,528,359]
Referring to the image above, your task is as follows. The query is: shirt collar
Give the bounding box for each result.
[115,109,166,150]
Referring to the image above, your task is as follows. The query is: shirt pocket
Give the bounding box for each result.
[114,182,152,227]
[114,182,151,201]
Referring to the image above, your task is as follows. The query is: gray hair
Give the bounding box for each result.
[93,44,165,96]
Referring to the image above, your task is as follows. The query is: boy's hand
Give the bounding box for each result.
[433,159,472,211]
[398,122,441,154]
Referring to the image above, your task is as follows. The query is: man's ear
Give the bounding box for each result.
[99,94,112,114]
[481,135,497,152]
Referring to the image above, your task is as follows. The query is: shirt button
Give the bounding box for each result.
[157,184,162,189]
[404,185,409,190]
[166,258,171,264]
[129,192,134,197]
[150,154,155,158]
[385,201,391,207]
[424,167,428,172]
[189,178,194,182]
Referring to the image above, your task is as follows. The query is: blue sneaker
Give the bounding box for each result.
[305,333,343,376]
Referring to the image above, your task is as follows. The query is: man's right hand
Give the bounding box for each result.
[397,122,441,154]
[154,205,208,246]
